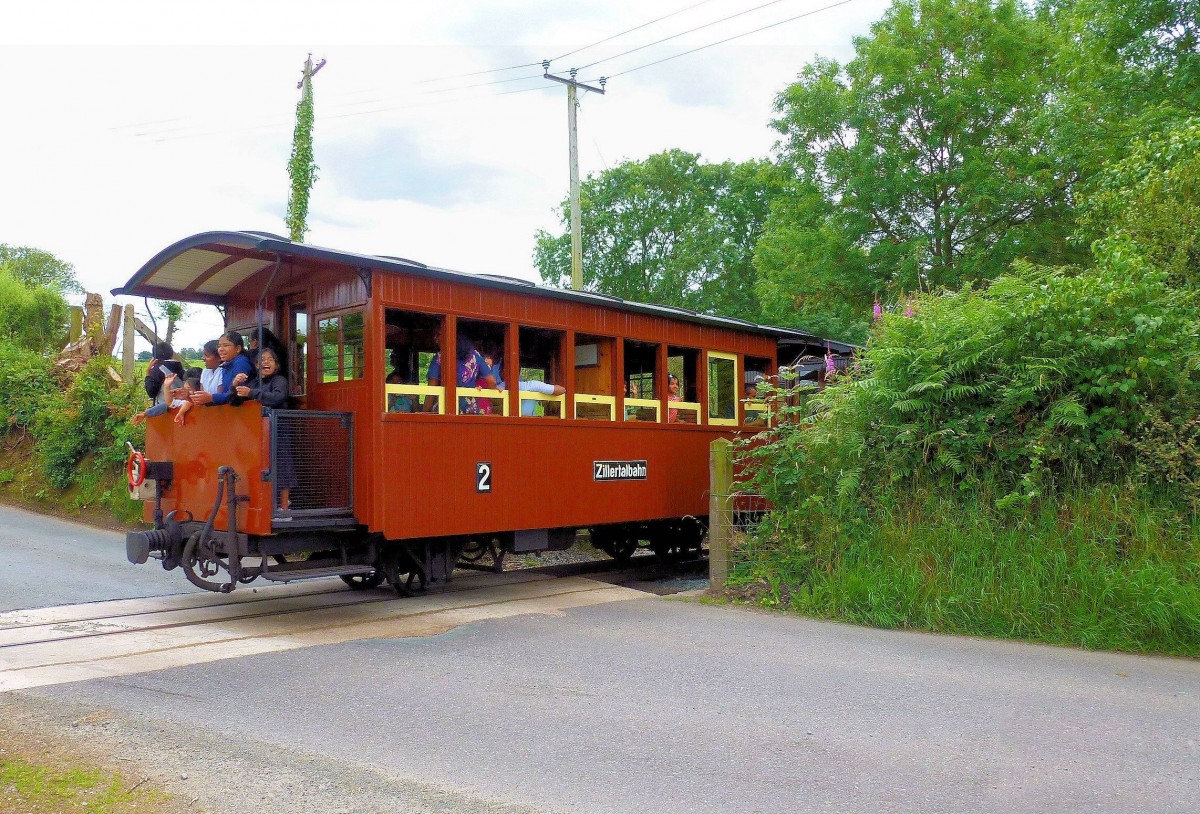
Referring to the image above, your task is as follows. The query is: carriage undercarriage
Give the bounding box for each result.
[126,455,707,595]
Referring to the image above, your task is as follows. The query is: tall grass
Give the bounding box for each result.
[730,484,1200,656]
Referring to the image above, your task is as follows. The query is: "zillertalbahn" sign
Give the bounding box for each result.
[593,460,648,481]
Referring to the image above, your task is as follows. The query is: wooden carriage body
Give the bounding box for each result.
[119,232,836,547]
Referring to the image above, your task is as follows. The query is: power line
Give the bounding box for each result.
[594,0,861,81]
[574,0,794,72]
[120,0,861,143]
[110,2,789,134]
[544,0,722,63]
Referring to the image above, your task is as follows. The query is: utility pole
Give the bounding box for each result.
[543,64,606,291]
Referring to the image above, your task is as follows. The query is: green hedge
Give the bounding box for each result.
[0,340,144,523]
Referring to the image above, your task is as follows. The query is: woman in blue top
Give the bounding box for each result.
[189,331,255,407]
[424,336,495,413]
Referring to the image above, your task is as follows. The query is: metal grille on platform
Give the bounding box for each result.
[269,410,354,516]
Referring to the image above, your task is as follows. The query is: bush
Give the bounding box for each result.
[34,357,143,490]
[745,254,1200,513]
[0,339,57,431]
[736,242,1200,655]
[0,265,70,351]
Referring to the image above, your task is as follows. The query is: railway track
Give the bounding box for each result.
[0,560,686,693]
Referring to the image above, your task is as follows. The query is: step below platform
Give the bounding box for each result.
[260,564,376,583]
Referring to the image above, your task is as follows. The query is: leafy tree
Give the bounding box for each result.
[534,150,785,321]
[0,244,81,294]
[0,266,70,352]
[1046,0,1200,179]
[764,0,1079,309]
[1079,117,1200,290]
[754,180,874,343]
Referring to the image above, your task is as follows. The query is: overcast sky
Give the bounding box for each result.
[1,0,888,350]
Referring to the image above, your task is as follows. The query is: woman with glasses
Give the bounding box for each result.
[189,331,255,407]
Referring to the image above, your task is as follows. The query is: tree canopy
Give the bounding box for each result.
[758,0,1078,341]
[534,150,785,321]
[0,245,81,294]
[0,266,70,352]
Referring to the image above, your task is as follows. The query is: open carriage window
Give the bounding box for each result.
[623,340,660,423]
[518,326,565,418]
[743,354,772,426]
[667,346,700,424]
[317,310,365,384]
[574,334,616,420]
[456,318,506,416]
[384,309,442,413]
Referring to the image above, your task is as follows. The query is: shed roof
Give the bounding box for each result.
[113,230,856,350]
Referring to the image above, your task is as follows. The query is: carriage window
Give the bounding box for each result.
[317,310,366,384]
[667,346,700,424]
[384,309,443,414]
[624,340,660,423]
[456,318,506,416]
[343,312,365,379]
[574,334,615,420]
[707,352,738,426]
[743,355,771,427]
[518,326,565,418]
[285,299,307,397]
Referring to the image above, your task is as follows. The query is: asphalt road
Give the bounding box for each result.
[0,503,207,611]
[2,503,1198,813]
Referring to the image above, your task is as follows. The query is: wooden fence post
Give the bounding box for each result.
[122,304,136,383]
[709,437,733,588]
[68,306,84,343]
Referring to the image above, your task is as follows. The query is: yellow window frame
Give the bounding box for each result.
[706,351,739,427]
[575,393,616,420]
[385,383,446,415]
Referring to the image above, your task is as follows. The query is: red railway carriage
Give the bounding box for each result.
[118,231,833,594]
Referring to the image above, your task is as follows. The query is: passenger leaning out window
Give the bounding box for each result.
[191,331,255,407]
[234,347,290,408]
[426,336,495,414]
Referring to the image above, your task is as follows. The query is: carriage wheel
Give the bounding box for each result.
[341,571,384,590]
[392,567,427,597]
[591,527,639,563]
[386,546,428,597]
[459,538,506,572]
[651,541,683,564]
[459,539,490,562]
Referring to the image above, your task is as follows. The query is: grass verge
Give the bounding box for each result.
[727,484,1200,657]
[0,735,179,814]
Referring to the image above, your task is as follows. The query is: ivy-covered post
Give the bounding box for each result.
[286,54,325,243]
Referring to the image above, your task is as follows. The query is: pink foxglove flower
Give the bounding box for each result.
[873,300,882,321]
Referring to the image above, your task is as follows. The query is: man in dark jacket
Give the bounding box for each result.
[144,341,186,405]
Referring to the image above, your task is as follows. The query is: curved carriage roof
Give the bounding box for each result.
[113,230,855,350]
